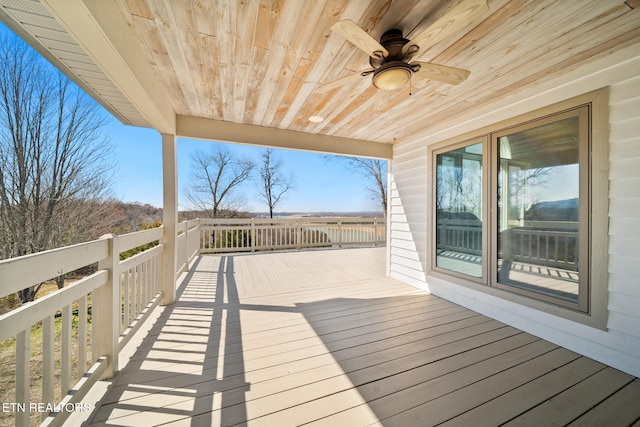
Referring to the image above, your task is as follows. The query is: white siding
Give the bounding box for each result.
[389,43,640,377]
[607,71,640,347]
[388,150,429,290]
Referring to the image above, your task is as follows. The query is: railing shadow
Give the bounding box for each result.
[89,248,446,425]
[79,247,636,425]
[85,255,252,426]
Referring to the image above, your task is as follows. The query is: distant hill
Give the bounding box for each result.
[104,202,162,233]
[114,204,385,228]
[250,211,385,218]
[179,210,385,220]
[524,198,579,221]
[119,202,163,230]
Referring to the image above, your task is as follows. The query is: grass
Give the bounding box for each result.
[0,292,21,316]
[0,282,93,427]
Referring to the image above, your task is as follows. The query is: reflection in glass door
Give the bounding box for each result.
[496,112,586,305]
[435,142,483,278]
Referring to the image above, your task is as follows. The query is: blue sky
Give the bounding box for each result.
[2,23,384,214]
[107,118,383,212]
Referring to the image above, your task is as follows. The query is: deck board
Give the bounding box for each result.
[86,248,640,426]
[502,367,636,426]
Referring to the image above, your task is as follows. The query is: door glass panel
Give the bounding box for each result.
[497,117,580,303]
[436,142,483,277]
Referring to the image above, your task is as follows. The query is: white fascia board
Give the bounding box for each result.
[40,0,176,134]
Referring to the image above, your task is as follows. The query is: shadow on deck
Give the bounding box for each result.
[84,248,640,426]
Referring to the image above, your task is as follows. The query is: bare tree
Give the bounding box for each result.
[436,155,479,214]
[48,198,128,289]
[185,145,254,218]
[257,149,295,218]
[329,157,387,216]
[0,33,114,302]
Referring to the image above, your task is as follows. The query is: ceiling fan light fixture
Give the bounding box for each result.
[372,63,412,91]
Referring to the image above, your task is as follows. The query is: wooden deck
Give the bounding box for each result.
[85,248,640,426]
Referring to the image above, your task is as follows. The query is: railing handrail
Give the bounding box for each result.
[118,226,165,251]
[436,219,580,270]
[177,218,200,233]
[0,216,385,426]
[0,221,196,427]
[0,226,171,297]
[120,243,164,271]
[0,239,109,298]
[0,270,108,344]
[199,216,383,225]
[199,216,385,254]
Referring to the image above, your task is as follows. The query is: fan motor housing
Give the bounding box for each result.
[369,29,420,90]
[370,28,411,68]
[380,29,409,59]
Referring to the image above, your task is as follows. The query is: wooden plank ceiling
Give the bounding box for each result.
[117,0,639,144]
[3,0,640,145]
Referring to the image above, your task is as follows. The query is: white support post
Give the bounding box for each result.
[42,315,54,414]
[15,330,30,427]
[161,133,178,305]
[95,233,119,379]
[251,218,256,252]
[374,217,378,246]
[184,222,190,272]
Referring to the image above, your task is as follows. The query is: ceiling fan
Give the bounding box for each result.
[316,0,488,93]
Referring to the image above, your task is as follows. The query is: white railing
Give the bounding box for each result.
[176,219,202,275]
[0,216,384,426]
[199,217,385,253]
[436,219,482,256]
[437,219,579,270]
[0,226,172,427]
[504,221,579,271]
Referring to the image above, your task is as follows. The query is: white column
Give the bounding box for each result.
[96,233,119,378]
[161,134,178,305]
[386,162,392,277]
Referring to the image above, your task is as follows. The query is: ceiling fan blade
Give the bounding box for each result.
[316,69,374,93]
[402,0,488,55]
[413,62,470,85]
[331,20,389,58]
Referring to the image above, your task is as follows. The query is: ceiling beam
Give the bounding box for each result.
[176,116,393,159]
[40,0,176,134]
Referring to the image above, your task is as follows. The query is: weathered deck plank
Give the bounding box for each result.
[86,248,639,426]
